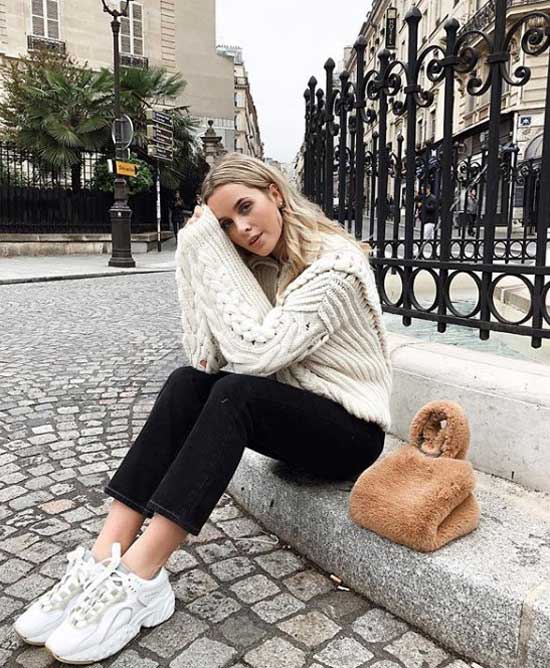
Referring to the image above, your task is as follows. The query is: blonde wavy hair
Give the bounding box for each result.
[201,152,367,293]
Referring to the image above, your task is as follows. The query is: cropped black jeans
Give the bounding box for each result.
[104,366,385,535]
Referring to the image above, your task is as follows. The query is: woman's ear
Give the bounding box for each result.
[268,183,281,202]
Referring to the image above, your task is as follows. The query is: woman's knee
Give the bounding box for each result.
[164,365,196,390]
[207,373,255,404]
[160,365,210,397]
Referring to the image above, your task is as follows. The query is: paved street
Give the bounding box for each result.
[1,273,485,668]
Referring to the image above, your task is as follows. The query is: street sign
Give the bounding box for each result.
[111,114,134,149]
[146,125,174,146]
[147,144,174,162]
[146,109,173,128]
[146,108,174,163]
[519,116,532,128]
[115,160,137,177]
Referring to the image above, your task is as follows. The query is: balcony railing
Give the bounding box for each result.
[120,53,148,69]
[27,34,66,54]
[458,0,545,36]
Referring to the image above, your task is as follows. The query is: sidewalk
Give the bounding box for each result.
[0,239,177,285]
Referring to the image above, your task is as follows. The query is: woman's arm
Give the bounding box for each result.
[175,232,227,374]
[176,206,370,377]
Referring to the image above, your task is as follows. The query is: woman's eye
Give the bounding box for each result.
[221,221,232,231]
[240,202,251,213]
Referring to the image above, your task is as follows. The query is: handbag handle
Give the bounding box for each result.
[409,400,470,460]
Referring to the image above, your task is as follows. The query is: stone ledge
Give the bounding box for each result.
[388,333,550,494]
[0,232,174,241]
[228,442,550,668]
[0,232,174,257]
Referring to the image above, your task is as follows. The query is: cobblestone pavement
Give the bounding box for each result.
[0,274,486,668]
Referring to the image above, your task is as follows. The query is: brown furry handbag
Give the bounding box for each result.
[349,400,480,552]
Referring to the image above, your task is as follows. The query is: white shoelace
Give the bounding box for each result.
[40,547,96,612]
[69,543,128,628]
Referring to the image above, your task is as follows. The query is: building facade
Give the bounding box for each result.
[217,44,264,158]
[0,0,235,150]
[344,0,548,163]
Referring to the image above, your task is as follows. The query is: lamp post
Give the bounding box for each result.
[102,0,135,268]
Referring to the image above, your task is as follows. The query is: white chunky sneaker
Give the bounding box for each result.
[46,543,175,665]
[14,546,99,645]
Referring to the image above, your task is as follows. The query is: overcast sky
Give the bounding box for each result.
[216,1,372,164]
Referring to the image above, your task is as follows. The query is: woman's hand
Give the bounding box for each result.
[187,206,203,226]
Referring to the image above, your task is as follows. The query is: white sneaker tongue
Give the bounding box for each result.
[117,562,131,575]
[83,548,96,561]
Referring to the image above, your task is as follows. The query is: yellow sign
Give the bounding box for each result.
[115,161,137,177]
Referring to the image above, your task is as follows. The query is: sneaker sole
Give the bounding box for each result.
[47,590,175,665]
[13,626,48,647]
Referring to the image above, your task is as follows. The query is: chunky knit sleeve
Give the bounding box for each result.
[175,230,227,374]
[176,206,362,377]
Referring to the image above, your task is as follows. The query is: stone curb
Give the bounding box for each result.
[0,267,175,285]
[228,439,550,668]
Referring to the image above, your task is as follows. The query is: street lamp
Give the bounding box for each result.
[102,0,135,268]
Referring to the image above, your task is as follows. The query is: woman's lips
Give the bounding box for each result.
[250,233,263,247]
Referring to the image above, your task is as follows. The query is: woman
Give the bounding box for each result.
[13,153,392,665]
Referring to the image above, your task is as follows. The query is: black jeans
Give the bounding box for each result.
[104,366,385,535]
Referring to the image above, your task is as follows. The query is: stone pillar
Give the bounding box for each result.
[201,120,227,167]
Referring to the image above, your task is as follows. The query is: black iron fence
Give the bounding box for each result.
[302,0,550,348]
[0,142,162,233]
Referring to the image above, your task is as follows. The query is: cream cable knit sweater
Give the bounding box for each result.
[175,206,393,432]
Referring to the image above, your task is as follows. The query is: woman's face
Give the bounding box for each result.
[207,183,284,258]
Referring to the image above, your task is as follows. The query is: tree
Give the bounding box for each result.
[118,67,208,205]
[0,48,112,190]
[0,49,207,200]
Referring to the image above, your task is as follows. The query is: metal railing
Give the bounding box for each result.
[0,142,160,233]
[302,0,550,347]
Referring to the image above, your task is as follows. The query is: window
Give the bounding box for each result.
[121,2,143,56]
[434,0,441,27]
[31,0,59,40]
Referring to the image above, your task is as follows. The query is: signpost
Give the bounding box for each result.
[146,109,174,251]
[111,114,133,162]
[115,161,137,177]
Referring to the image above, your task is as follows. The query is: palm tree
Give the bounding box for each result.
[118,66,207,201]
[0,50,205,196]
[0,49,112,190]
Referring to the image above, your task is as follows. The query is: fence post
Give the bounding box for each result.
[369,132,379,240]
[402,6,421,326]
[438,18,459,332]
[337,71,350,228]
[307,76,317,198]
[532,44,550,347]
[392,133,404,269]
[478,0,507,340]
[324,58,335,219]
[353,35,367,241]
[376,50,391,269]
[303,88,311,196]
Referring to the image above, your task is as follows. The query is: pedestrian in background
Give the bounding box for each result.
[466,189,478,236]
[420,186,438,241]
[171,189,185,236]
